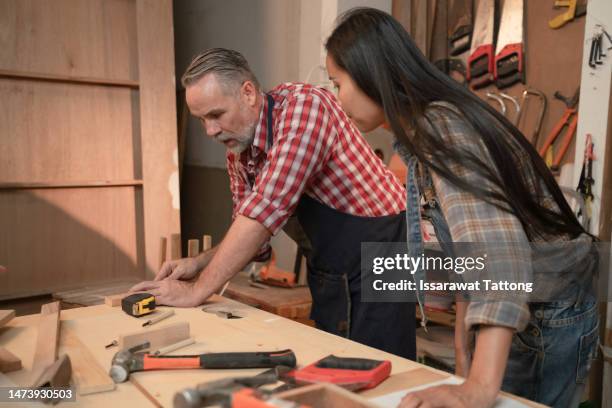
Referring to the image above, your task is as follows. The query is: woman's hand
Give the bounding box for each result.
[399,379,497,408]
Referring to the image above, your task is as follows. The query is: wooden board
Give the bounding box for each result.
[0,188,142,299]
[224,273,312,320]
[361,367,448,399]
[0,347,21,373]
[105,293,130,308]
[60,328,115,395]
[118,321,190,351]
[0,310,15,328]
[30,302,60,384]
[136,0,181,278]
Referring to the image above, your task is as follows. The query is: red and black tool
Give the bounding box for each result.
[281,355,391,391]
[110,343,297,383]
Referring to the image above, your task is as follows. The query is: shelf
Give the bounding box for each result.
[0,69,139,89]
[0,180,144,190]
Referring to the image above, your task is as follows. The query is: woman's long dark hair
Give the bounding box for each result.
[326,7,587,240]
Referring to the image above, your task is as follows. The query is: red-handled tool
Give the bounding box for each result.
[110,343,297,383]
[282,355,391,391]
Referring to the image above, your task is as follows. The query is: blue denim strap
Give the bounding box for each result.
[405,155,428,329]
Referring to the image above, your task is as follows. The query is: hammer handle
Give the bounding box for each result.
[200,349,296,369]
[141,349,296,371]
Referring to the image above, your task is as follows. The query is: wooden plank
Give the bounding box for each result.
[0,310,15,328]
[187,239,199,257]
[0,0,138,80]
[361,367,448,398]
[118,321,190,351]
[0,188,142,299]
[202,235,212,251]
[0,348,21,373]
[30,302,60,384]
[59,328,115,395]
[104,293,129,307]
[0,80,137,183]
[224,273,312,320]
[0,69,139,88]
[136,0,181,278]
[0,180,143,190]
[159,237,167,268]
[170,233,181,260]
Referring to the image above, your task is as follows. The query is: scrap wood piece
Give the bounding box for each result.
[60,328,115,395]
[360,367,448,399]
[0,310,15,328]
[104,292,129,307]
[33,354,71,391]
[0,347,22,373]
[30,301,60,385]
[118,321,190,351]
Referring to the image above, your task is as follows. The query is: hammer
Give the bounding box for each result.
[109,343,296,383]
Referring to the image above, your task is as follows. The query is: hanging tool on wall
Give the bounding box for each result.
[486,91,507,115]
[517,88,547,147]
[448,0,473,56]
[588,27,611,69]
[549,0,587,29]
[434,58,468,85]
[468,0,496,88]
[109,343,297,383]
[499,92,521,125]
[576,134,595,231]
[494,0,525,89]
[538,88,580,172]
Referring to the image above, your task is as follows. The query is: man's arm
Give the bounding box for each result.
[191,215,271,303]
[128,215,270,307]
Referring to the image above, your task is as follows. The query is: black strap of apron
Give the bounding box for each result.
[265,94,274,149]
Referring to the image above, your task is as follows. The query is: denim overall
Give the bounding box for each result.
[263,95,416,359]
[397,146,599,408]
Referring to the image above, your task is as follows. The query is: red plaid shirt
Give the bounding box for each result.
[227,83,406,238]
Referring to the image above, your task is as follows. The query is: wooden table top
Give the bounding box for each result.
[0,295,543,407]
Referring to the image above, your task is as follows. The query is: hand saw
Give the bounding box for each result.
[448,0,473,56]
[467,0,496,86]
[494,0,525,89]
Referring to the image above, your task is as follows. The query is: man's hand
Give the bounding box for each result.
[399,380,497,408]
[128,279,202,307]
[155,257,201,281]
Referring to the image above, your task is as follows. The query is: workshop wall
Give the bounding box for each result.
[174,0,301,244]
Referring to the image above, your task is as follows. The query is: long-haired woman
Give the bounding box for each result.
[325,8,599,408]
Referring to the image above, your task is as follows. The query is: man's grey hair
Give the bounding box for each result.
[181,48,260,93]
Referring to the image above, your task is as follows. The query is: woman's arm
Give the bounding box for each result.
[454,299,471,377]
[400,325,513,408]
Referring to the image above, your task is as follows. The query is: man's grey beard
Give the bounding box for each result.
[217,123,256,154]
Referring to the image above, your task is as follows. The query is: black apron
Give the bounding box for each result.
[264,95,415,360]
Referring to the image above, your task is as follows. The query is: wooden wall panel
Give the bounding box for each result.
[0,79,138,182]
[0,0,138,80]
[0,188,143,298]
[136,0,181,277]
[0,0,180,298]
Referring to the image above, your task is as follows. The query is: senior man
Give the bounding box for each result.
[130,48,415,359]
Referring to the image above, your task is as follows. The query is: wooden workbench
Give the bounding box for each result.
[0,295,544,407]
